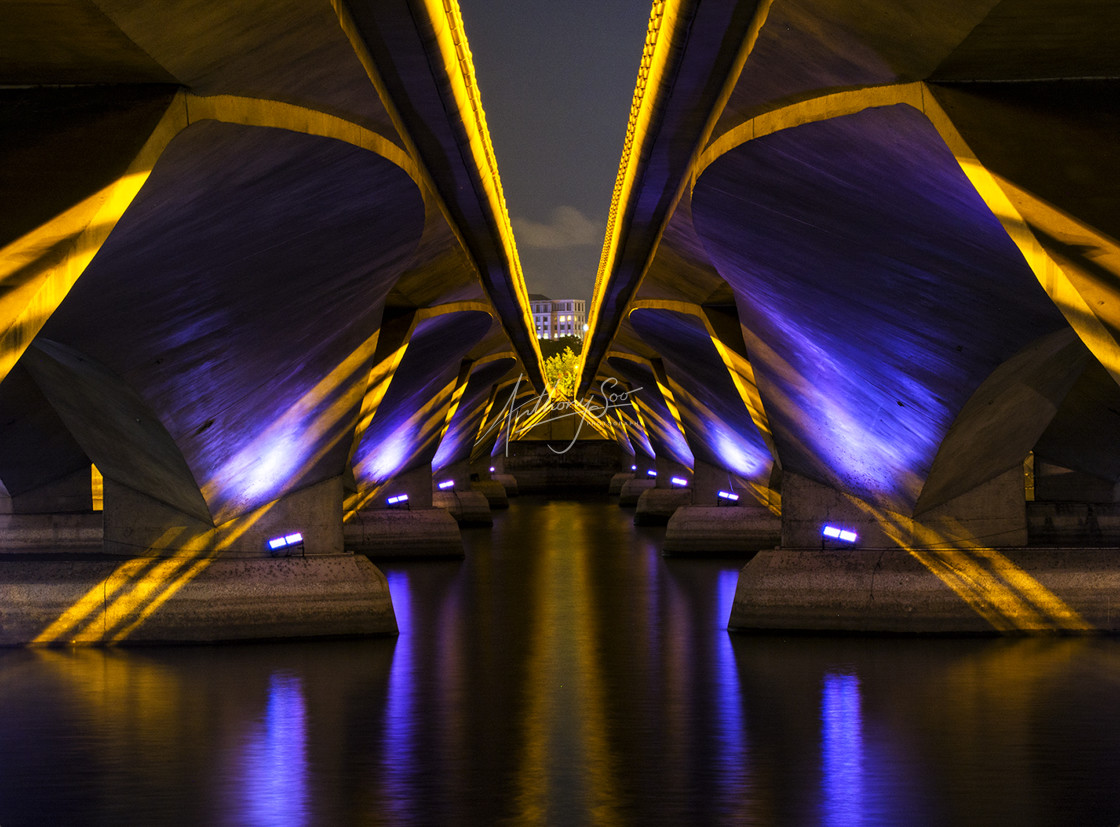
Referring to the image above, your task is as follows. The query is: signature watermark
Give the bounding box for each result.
[480,375,641,455]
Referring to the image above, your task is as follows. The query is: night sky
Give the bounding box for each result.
[458,1,652,303]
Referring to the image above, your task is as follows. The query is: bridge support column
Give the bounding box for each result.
[780,468,1027,550]
[0,469,102,552]
[2,475,396,645]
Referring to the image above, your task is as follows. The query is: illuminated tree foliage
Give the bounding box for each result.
[544,346,579,399]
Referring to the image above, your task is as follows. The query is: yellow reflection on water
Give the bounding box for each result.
[513,503,622,824]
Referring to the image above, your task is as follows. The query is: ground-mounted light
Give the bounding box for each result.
[267,532,304,556]
[387,494,410,508]
[646,469,657,477]
[489,466,495,473]
[630,464,637,471]
[670,476,688,487]
[822,525,858,544]
[717,490,740,505]
[437,480,455,490]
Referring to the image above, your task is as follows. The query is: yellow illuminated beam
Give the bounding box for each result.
[846,496,1091,633]
[333,0,545,383]
[582,0,776,387]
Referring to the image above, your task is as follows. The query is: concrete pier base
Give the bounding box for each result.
[729,548,1120,634]
[0,513,102,553]
[0,554,396,645]
[492,473,518,496]
[433,490,493,526]
[471,480,509,509]
[634,488,692,525]
[1028,502,1120,545]
[345,508,464,558]
[663,506,781,555]
[619,478,655,507]
[608,472,633,495]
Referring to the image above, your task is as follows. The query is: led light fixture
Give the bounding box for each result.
[489,466,495,473]
[631,465,637,471]
[670,476,688,487]
[646,469,657,477]
[822,525,858,543]
[267,532,304,555]
[437,480,455,490]
[387,494,410,507]
[717,490,739,502]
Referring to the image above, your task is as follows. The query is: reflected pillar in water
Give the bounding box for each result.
[236,673,310,827]
[820,673,864,826]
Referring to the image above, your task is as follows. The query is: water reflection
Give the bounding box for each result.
[1,499,1120,824]
[238,673,309,827]
[821,673,863,827]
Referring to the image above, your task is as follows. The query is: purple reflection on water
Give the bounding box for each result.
[240,673,309,827]
[380,570,419,821]
[822,673,864,826]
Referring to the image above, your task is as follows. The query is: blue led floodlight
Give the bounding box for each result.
[631,465,637,471]
[267,532,304,555]
[670,476,688,487]
[822,525,858,543]
[387,494,409,507]
[646,469,657,477]
[437,480,455,490]
[717,490,740,502]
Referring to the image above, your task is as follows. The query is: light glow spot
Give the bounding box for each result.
[823,525,858,543]
[671,476,688,487]
[718,490,740,501]
[267,532,303,551]
[646,470,657,477]
[387,494,409,506]
[437,479,455,490]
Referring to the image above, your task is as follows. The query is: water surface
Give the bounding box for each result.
[2,496,1119,825]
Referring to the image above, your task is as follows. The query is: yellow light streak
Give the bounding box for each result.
[847,497,1092,633]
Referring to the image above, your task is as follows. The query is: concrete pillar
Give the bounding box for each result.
[2,468,93,514]
[1034,461,1116,503]
[653,455,690,490]
[367,464,434,509]
[780,467,1027,549]
[103,475,345,557]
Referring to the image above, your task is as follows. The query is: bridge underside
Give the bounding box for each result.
[583,0,1120,632]
[0,0,546,643]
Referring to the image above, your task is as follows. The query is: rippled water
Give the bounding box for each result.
[2,495,1120,825]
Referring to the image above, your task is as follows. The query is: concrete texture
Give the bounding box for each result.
[1029,502,1120,546]
[345,508,464,558]
[663,505,780,555]
[608,472,633,495]
[780,469,1027,550]
[471,480,508,509]
[634,487,692,526]
[433,490,492,526]
[729,547,1120,635]
[103,476,345,557]
[503,440,625,491]
[492,473,518,496]
[0,513,102,553]
[618,478,655,507]
[0,554,395,645]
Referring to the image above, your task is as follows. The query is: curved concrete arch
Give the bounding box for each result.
[629,304,773,482]
[38,117,428,523]
[696,81,1120,390]
[0,89,423,394]
[691,101,1071,513]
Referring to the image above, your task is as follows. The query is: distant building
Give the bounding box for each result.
[529,294,587,340]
